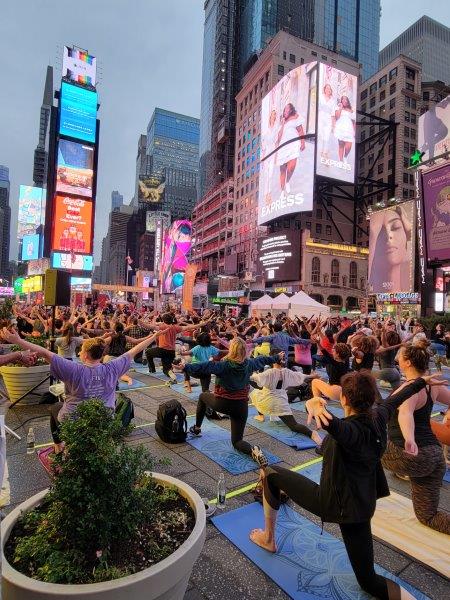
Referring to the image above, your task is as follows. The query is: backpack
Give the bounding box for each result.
[115,394,135,427]
[155,399,188,443]
[286,380,313,403]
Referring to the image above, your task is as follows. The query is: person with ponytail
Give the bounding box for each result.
[382,340,450,534]
[54,324,84,360]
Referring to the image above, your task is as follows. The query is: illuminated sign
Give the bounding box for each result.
[415,169,426,285]
[70,277,92,290]
[0,287,14,296]
[27,258,50,276]
[160,220,192,294]
[435,293,444,312]
[211,297,240,305]
[21,234,41,261]
[52,195,93,254]
[62,46,97,87]
[56,140,94,198]
[22,276,43,293]
[418,94,450,162]
[146,210,170,232]
[59,81,97,144]
[138,175,165,203]
[258,232,301,282]
[17,186,46,239]
[217,290,246,298]
[13,278,25,294]
[421,164,450,263]
[51,252,93,271]
[409,149,424,167]
[305,240,369,254]
[375,292,420,304]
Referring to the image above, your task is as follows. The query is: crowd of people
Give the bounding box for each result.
[1,302,449,598]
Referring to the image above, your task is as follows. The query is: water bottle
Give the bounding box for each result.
[26,427,35,455]
[172,414,179,434]
[217,473,226,509]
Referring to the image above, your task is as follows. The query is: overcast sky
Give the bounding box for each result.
[0,0,449,265]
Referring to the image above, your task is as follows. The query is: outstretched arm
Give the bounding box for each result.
[1,328,53,362]
[124,332,160,359]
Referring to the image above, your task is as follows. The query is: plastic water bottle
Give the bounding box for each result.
[217,473,226,509]
[26,427,35,455]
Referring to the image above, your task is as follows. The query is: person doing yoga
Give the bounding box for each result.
[310,342,351,402]
[173,338,284,459]
[249,371,444,599]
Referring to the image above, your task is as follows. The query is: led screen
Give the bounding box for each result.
[258,232,301,282]
[56,140,94,197]
[70,277,92,290]
[146,210,170,233]
[160,220,192,294]
[418,94,450,161]
[59,81,97,143]
[18,186,46,239]
[138,175,165,203]
[21,234,41,261]
[316,63,357,183]
[422,164,450,262]
[27,258,50,276]
[368,201,416,294]
[51,252,93,271]
[51,195,93,254]
[62,46,97,87]
[258,63,317,225]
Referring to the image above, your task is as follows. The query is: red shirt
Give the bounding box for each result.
[158,325,183,350]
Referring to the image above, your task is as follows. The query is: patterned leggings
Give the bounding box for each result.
[382,441,449,534]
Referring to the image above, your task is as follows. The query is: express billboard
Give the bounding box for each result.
[316,63,357,183]
[160,220,192,293]
[56,140,94,197]
[51,195,93,254]
[59,81,97,144]
[422,164,450,262]
[258,62,317,225]
[258,231,301,282]
[368,201,416,294]
[146,210,170,233]
[62,46,97,87]
[418,94,450,161]
[51,252,93,271]
[17,186,46,239]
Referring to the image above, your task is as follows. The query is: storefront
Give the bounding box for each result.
[211,291,249,316]
[374,292,421,317]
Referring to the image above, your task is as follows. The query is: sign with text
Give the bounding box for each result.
[258,232,301,282]
[422,164,450,263]
[51,195,93,254]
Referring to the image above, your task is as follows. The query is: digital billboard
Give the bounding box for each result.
[51,195,93,254]
[368,201,416,294]
[18,186,46,239]
[56,140,94,197]
[316,63,357,183]
[70,277,92,290]
[258,62,317,225]
[258,232,301,282]
[62,46,97,87]
[418,94,450,161]
[422,164,450,262]
[146,210,170,233]
[160,220,192,293]
[59,81,97,144]
[21,234,41,261]
[27,258,50,276]
[138,175,165,203]
[51,252,93,271]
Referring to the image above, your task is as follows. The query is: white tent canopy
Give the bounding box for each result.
[270,293,290,311]
[250,294,273,314]
[288,291,330,319]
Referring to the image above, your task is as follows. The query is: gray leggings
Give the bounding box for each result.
[374,367,401,389]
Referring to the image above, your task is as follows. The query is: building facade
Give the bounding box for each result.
[111,190,123,212]
[98,205,133,285]
[33,66,53,188]
[379,16,450,84]
[0,166,11,280]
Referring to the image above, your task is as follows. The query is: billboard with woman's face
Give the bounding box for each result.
[368,202,416,294]
[316,63,357,183]
[258,62,317,225]
[160,220,192,294]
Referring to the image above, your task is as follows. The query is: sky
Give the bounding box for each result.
[0,0,449,265]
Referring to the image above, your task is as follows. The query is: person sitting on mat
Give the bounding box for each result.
[249,370,445,600]
[310,342,352,402]
[249,350,322,446]
[1,328,159,454]
[172,338,284,461]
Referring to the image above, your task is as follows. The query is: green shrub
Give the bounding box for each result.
[419,315,450,334]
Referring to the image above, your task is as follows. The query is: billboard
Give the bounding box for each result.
[258,62,317,225]
[59,81,97,144]
[18,186,46,239]
[62,46,97,87]
[51,252,93,271]
[51,195,93,254]
[418,94,450,161]
[21,234,41,261]
[316,63,357,183]
[146,210,170,232]
[258,232,301,282]
[70,277,92,290]
[56,140,94,197]
[422,164,450,262]
[368,201,416,293]
[160,220,192,293]
[27,258,50,276]
[138,175,165,203]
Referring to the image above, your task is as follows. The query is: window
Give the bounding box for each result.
[326,225,332,236]
[411,98,417,110]
[278,64,284,76]
[306,221,311,229]
[406,67,416,80]
[311,257,320,283]
[389,67,397,80]
[282,51,287,60]
[403,188,409,199]
[361,103,366,113]
[403,142,409,153]
[289,53,295,63]
[321,55,327,61]
[370,97,375,108]
[316,223,322,235]
[311,51,317,57]
[379,104,386,116]
[389,113,395,122]
[323,273,329,285]
[377,163,383,174]
[411,113,416,124]
[390,83,396,95]
[423,91,430,101]
[342,275,348,287]
[405,111,410,122]
[406,82,414,92]
[316,208,322,219]
[405,96,411,107]
[370,82,377,95]
[389,97,395,109]
[403,156,409,168]
[403,172,409,183]
[404,126,410,137]
[379,75,387,87]
[331,259,340,285]
[361,89,368,101]
[410,128,416,140]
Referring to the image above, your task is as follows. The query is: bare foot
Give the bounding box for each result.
[311,430,322,446]
[254,415,265,422]
[184,382,192,393]
[121,376,132,385]
[249,528,276,552]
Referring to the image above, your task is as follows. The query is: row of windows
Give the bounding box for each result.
[311,258,362,288]
[239,72,269,114]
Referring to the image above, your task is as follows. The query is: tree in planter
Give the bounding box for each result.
[6,399,193,584]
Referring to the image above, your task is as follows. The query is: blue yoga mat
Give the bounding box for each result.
[247,407,317,450]
[117,379,149,391]
[444,467,450,484]
[170,383,203,400]
[186,417,281,475]
[212,502,429,600]
[149,370,185,383]
[292,401,345,419]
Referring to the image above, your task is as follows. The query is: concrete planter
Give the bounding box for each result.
[1,473,206,600]
[0,364,50,403]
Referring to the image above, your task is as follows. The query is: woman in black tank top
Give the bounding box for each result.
[382,342,450,534]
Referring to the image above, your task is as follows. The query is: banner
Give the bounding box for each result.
[422,164,450,262]
[182,264,197,312]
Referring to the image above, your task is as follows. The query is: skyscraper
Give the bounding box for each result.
[33,66,53,187]
[0,166,11,279]
[379,16,450,84]
[111,190,123,211]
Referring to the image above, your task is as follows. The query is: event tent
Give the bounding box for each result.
[270,293,291,312]
[288,291,330,319]
[250,294,273,315]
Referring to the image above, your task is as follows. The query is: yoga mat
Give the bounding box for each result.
[117,379,149,391]
[170,383,203,401]
[247,407,316,450]
[292,401,345,419]
[212,502,429,600]
[444,467,450,484]
[37,446,56,476]
[149,370,185,383]
[185,417,281,475]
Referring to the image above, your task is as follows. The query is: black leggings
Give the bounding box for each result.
[196,392,251,455]
[184,372,212,392]
[257,413,312,438]
[49,402,64,444]
[264,466,389,600]
[145,347,175,376]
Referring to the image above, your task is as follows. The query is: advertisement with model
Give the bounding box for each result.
[422,164,450,263]
[418,94,450,161]
[160,220,192,293]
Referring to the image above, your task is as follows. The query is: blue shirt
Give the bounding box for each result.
[191,345,220,363]
[252,332,310,356]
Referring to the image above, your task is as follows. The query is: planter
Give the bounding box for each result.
[1,473,206,600]
[0,364,50,403]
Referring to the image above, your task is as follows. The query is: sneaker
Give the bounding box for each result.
[189,425,202,437]
[251,445,269,468]
[378,380,391,389]
[166,370,177,384]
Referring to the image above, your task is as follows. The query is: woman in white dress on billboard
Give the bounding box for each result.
[319,83,335,158]
[334,95,355,164]
[262,109,278,203]
[276,103,305,196]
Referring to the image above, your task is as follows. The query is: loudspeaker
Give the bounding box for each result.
[44,269,71,306]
